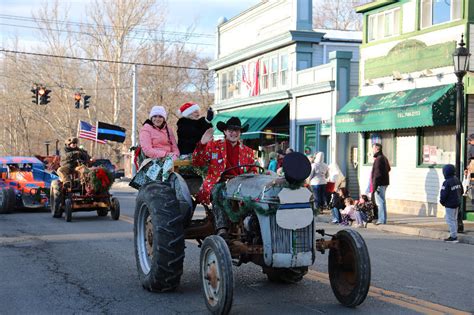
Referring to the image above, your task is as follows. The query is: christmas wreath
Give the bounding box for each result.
[86,167,114,194]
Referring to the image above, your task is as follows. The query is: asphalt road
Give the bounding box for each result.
[0,188,473,314]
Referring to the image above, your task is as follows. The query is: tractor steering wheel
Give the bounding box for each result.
[219,164,265,182]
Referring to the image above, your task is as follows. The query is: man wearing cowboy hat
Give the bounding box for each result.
[193,117,256,236]
[57,137,91,185]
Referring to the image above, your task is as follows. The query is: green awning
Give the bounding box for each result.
[214,102,288,139]
[335,84,456,133]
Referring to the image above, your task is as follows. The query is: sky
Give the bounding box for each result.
[0,0,260,56]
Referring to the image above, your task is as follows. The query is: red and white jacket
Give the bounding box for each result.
[192,139,255,205]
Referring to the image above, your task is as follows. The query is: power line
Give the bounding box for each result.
[0,22,215,47]
[0,14,216,39]
[0,48,209,70]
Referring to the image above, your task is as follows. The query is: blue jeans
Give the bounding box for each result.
[312,184,327,209]
[445,207,458,238]
[331,207,341,223]
[375,186,387,224]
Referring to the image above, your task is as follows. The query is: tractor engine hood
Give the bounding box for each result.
[224,174,284,202]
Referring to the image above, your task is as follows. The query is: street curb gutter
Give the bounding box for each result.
[315,216,474,245]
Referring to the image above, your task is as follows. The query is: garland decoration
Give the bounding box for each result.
[212,183,278,222]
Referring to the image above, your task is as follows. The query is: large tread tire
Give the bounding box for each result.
[50,180,62,218]
[200,235,234,315]
[264,267,308,284]
[110,197,120,220]
[134,182,184,292]
[64,199,72,222]
[329,229,371,307]
[0,188,16,214]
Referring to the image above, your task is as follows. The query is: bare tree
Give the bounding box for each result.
[313,0,369,31]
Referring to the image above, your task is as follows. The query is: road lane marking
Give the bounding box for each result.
[306,270,470,315]
[0,232,132,245]
[116,214,471,314]
[119,215,134,224]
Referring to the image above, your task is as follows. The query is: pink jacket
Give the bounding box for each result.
[139,123,179,159]
[341,205,356,220]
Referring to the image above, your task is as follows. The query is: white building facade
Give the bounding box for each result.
[209,0,361,192]
[335,0,474,217]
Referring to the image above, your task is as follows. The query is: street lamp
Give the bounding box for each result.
[452,34,470,177]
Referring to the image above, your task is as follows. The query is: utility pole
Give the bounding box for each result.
[131,64,138,176]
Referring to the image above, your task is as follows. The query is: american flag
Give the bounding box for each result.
[77,120,106,144]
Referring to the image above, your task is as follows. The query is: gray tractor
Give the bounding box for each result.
[133,152,370,314]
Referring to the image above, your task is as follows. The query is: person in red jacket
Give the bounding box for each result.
[193,117,255,236]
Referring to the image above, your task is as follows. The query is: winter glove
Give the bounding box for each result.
[206,107,214,122]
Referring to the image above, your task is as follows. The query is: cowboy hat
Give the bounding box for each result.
[216,116,249,133]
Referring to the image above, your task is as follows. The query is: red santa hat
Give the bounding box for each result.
[178,102,200,118]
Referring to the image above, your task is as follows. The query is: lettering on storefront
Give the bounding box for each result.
[336,117,355,123]
[397,111,421,118]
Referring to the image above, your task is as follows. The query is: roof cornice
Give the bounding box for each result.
[208,30,325,71]
[355,0,397,13]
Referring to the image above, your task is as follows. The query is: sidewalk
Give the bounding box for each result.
[316,212,474,245]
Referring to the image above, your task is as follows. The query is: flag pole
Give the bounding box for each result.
[131,64,138,176]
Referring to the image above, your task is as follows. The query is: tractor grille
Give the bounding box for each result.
[270,215,313,254]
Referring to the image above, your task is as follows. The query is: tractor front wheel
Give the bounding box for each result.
[328,229,371,307]
[200,235,234,315]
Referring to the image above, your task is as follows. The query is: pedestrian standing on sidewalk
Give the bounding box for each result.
[440,164,463,243]
[309,152,329,212]
[371,143,390,225]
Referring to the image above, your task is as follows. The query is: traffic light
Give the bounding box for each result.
[31,86,39,104]
[38,87,51,105]
[83,95,91,109]
[74,93,81,109]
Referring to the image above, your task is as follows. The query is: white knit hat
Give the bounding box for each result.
[149,105,167,120]
[178,102,200,118]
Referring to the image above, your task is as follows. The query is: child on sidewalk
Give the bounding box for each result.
[328,188,347,223]
[354,194,375,227]
[340,197,356,226]
[440,164,463,243]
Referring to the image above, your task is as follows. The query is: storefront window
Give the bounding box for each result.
[418,125,455,166]
[301,125,316,156]
[220,72,227,100]
[367,8,400,42]
[280,55,288,86]
[271,56,278,88]
[364,131,396,165]
[261,60,269,90]
[421,0,461,29]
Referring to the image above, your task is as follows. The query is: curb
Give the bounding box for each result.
[315,215,474,245]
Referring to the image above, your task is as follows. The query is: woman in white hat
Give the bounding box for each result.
[139,105,179,160]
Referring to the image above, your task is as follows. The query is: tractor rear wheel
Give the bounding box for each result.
[134,182,184,292]
[64,199,72,222]
[328,229,371,307]
[50,180,62,218]
[110,197,120,220]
